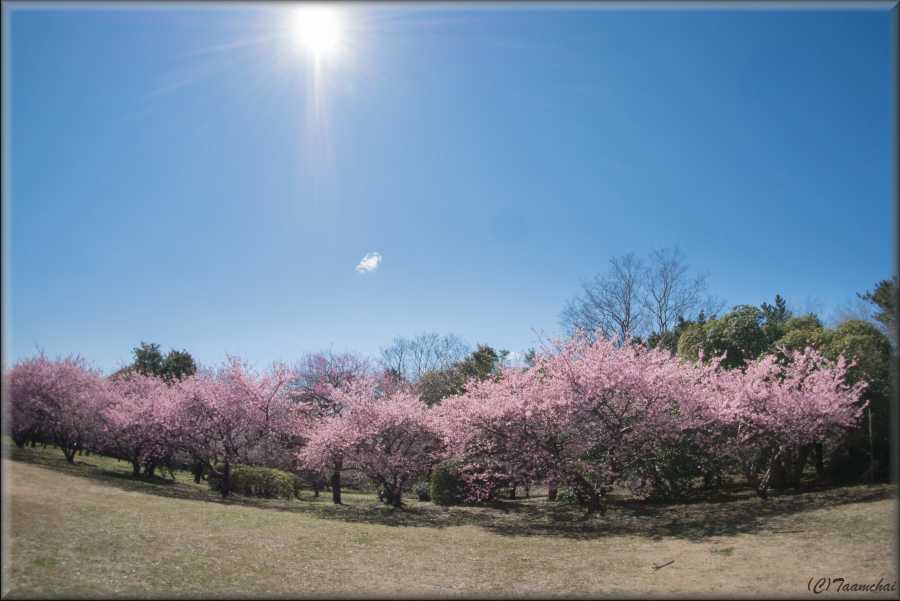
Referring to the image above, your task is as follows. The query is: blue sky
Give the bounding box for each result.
[4,4,896,373]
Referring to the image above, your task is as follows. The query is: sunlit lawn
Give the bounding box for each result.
[2,440,896,598]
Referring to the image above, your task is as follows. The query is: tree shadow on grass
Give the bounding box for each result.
[5,443,896,542]
[4,444,211,501]
[480,485,895,541]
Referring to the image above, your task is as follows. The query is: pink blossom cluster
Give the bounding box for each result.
[102,372,180,476]
[4,354,303,494]
[5,354,110,464]
[299,375,443,506]
[4,338,865,507]
[436,337,865,508]
[701,348,866,496]
[171,357,300,490]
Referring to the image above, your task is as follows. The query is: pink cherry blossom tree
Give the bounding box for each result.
[438,336,713,511]
[4,339,865,509]
[173,357,295,497]
[704,347,865,498]
[290,352,371,504]
[299,374,443,507]
[102,372,181,477]
[439,335,865,510]
[5,354,110,463]
[5,366,46,448]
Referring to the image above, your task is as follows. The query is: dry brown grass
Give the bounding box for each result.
[2,442,896,598]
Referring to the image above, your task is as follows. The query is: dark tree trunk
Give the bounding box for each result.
[814,443,825,478]
[63,447,77,464]
[770,450,789,490]
[382,486,403,507]
[508,485,516,500]
[220,462,232,498]
[548,478,559,501]
[132,461,142,477]
[144,461,157,478]
[581,489,604,514]
[792,445,812,486]
[755,447,785,499]
[330,460,343,505]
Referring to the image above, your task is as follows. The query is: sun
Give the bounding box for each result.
[292,7,342,59]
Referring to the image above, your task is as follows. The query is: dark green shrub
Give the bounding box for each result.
[625,436,716,500]
[415,481,431,502]
[430,459,465,506]
[207,465,300,499]
[291,473,304,499]
[554,488,578,505]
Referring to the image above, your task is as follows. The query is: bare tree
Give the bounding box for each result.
[560,253,646,342]
[291,351,370,415]
[642,247,712,334]
[379,333,470,383]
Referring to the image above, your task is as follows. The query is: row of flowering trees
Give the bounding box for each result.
[438,337,865,510]
[3,336,867,510]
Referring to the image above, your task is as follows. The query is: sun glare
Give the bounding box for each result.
[292,7,342,59]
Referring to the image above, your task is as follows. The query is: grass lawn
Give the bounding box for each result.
[2,441,897,598]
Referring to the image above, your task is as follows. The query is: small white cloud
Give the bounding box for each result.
[355,252,382,273]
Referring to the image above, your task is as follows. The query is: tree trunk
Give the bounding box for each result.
[548,478,559,501]
[755,447,785,499]
[770,449,789,490]
[330,460,342,505]
[132,461,142,477]
[220,462,232,498]
[792,445,812,486]
[508,485,516,500]
[581,489,604,514]
[382,485,403,507]
[867,407,875,483]
[63,447,77,464]
[814,443,825,478]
